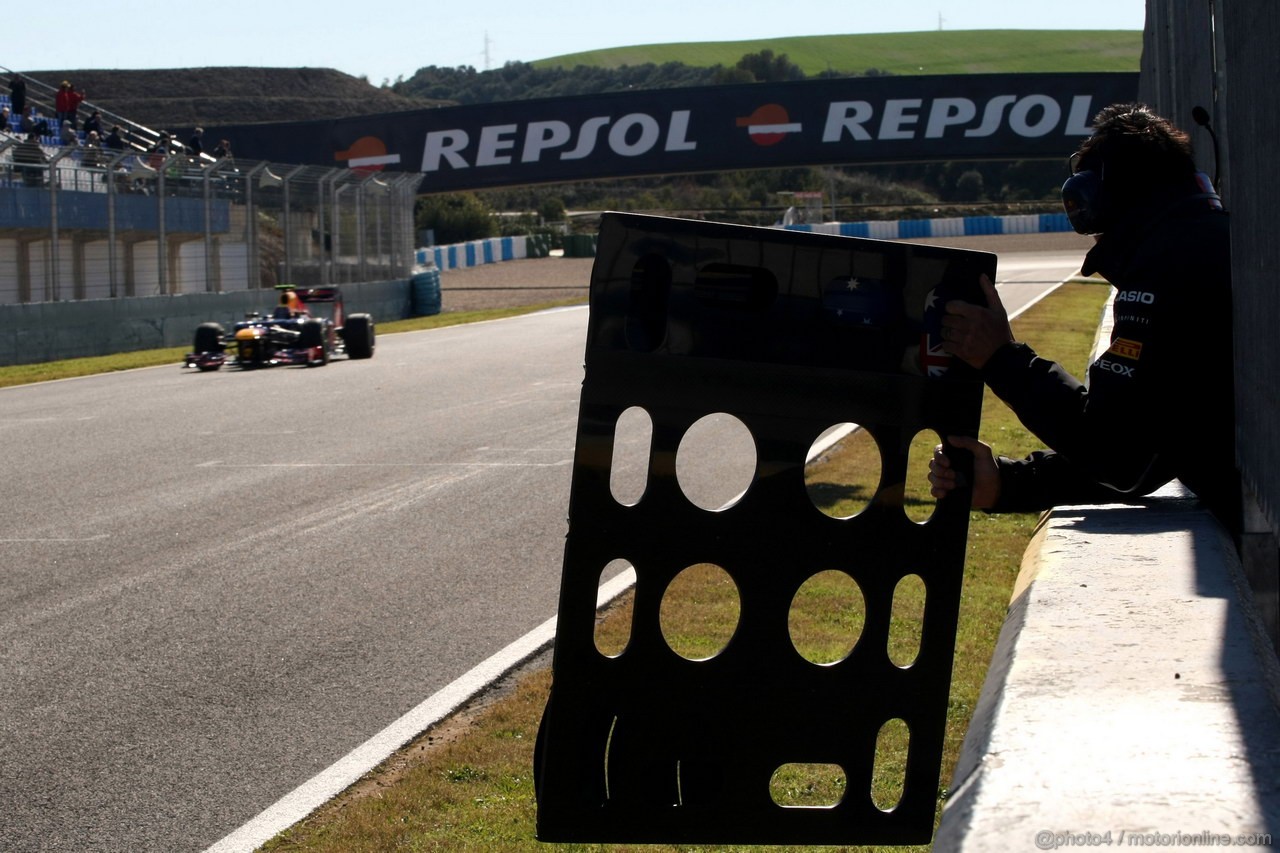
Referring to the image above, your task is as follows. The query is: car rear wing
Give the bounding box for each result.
[274,285,346,325]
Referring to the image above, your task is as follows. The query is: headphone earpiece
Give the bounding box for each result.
[1191,172,1224,210]
[1062,167,1223,237]
[1061,169,1109,235]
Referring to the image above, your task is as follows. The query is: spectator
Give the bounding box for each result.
[13,132,48,187]
[1,106,10,133]
[8,74,26,117]
[60,119,79,147]
[20,106,49,137]
[148,132,173,168]
[82,110,103,138]
[83,130,106,168]
[103,124,125,151]
[55,81,85,129]
[212,138,232,159]
[187,126,204,157]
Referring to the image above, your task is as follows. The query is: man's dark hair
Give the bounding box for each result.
[1073,102,1197,202]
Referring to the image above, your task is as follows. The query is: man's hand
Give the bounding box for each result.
[940,274,1013,369]
[929,436,1001,509]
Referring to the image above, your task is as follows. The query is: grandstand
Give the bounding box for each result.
[0,66,421,304]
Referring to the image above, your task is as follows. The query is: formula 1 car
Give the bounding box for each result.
[183,285,375,371]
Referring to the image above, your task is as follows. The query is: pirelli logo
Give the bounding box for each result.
[1108,338,1143,360]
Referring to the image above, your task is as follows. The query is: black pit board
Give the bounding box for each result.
[534,212,994,845]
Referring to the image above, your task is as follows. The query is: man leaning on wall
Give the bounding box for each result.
[929,102,1240,540]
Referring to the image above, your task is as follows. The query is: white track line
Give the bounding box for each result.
[208,270,1085,852]
[205,568,636,853]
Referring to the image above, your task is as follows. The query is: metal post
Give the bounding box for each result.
[384,178,397,273]
[356,178,371,283]
[334,179,352,283]
[202,157,216,292]
[278,165,306,285]
[244,162,266,290]
[156,154,173,295]
[371,178,387,277]
[317,171,331,285]
[47,148,75,301]
[401,175,424,275]
[106,150,129,298]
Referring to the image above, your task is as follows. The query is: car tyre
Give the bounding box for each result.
[193,322,224,371]
[345,314,375,359]
[299,318,330,366]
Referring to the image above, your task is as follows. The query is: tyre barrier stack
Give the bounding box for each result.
[410,265,442,316]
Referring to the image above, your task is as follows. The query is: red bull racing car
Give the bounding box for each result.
[183,285,375,371]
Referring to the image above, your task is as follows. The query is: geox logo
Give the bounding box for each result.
[1097,358,1136,378]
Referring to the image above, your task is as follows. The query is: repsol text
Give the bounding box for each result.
[420,93,1100,173]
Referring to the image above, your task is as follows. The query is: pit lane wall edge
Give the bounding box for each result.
[932,487,1280,850]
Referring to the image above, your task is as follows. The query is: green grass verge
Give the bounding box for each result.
[258,281,1111,852]
[537,30,1141,76]
[0,299,585,390]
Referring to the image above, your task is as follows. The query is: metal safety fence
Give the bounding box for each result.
[0,140,422,303]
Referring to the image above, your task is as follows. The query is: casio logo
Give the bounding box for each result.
[1097,358,1136,378]
[1115,290,1156,305]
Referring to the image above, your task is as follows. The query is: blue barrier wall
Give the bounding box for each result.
[783,212,1073,239]
[0,186,231,233]
[415,235,527,271]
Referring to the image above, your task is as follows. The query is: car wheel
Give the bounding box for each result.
[192,323,224,371]
[193,322,223,353]
[345,314,375,359]
[298,318,324,348]
[298,318,329,366]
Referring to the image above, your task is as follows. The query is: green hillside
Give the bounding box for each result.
[536,29,1141,75]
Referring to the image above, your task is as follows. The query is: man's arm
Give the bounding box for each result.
[930,437,1134,512]
[991,448,1139,512]
[941,265,1173,499]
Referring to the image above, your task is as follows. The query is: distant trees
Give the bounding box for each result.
[416,193,497,245]
[391,50,869,105]
[393,60,724,105]
[732,49,806,83]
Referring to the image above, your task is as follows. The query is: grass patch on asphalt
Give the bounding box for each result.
[0,299,585,390]
[258,282,1111,852]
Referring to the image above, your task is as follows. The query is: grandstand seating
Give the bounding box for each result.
[0,69,222,196]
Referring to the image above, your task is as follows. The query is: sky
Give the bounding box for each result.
[2,1,1146,88]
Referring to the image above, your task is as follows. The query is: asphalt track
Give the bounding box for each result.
[0,249,1087,852]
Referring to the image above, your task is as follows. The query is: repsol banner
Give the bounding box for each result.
[208,72,1137,192]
